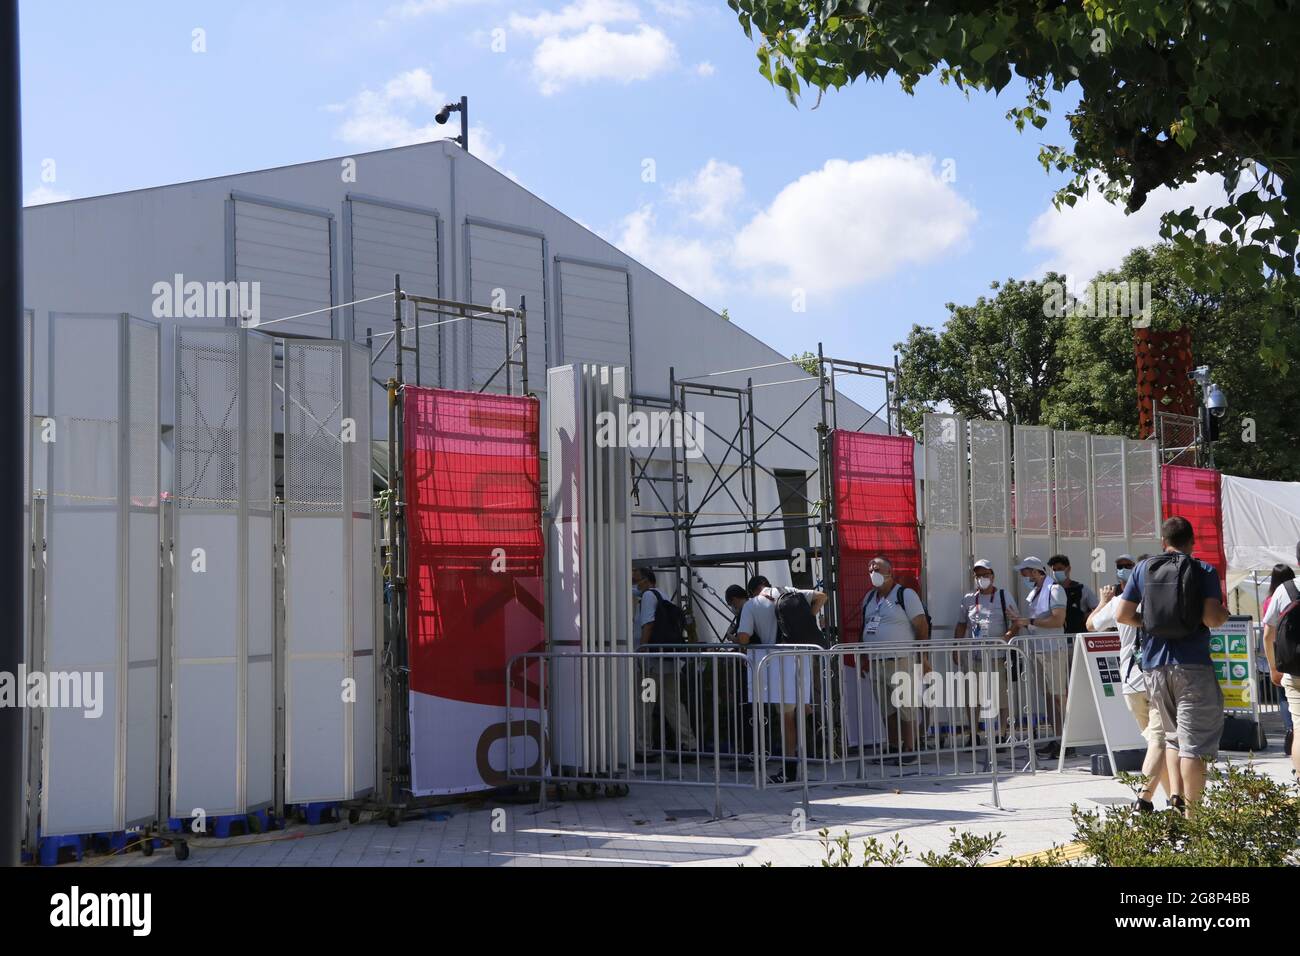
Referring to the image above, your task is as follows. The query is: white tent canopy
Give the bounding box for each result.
[1222,474,1300,608]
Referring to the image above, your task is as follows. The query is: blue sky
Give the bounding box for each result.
[19,0,1218,396]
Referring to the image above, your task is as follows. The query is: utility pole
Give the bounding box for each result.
[1,0,25,867]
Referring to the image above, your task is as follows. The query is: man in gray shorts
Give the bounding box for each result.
[1115,516,1229,814]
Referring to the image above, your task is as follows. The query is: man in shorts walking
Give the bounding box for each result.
[1114,516,1229,814]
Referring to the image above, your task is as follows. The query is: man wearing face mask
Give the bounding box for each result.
[953,560,1021,744]
[953,560,1020,644]
[859,556,930,757]
[1013,557,1069,755]
[1047,555,1099,639]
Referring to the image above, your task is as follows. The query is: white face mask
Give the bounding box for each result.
[869,571,886,587]
[975,576,992,590]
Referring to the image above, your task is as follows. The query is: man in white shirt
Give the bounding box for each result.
[632,567,698,756]
[953,560,1020,741]
[1088,556,1169,811]
[857,556,929,755]
[1261,542,1300,780]
[1014,556,1069,752]
[727,575,826,782]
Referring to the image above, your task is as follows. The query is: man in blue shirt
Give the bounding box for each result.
[1114,516,1229,814]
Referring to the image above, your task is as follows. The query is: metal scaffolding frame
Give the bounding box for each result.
[380,274,531,819]
[628,346,900,643]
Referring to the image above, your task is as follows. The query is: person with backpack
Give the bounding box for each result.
[729,575,827,783]
[858,556,930,758]
[1261,542,1300,780]
[1047,555,1099,638]
[1114,516,1230,814]
[1013,556,1069,757]
[631,567,699,758]
[1087,554,1169,812]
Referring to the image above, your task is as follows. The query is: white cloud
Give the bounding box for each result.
[732,153,977,295]
[695,61,715,77]
[615,204,728,302]
[331,68,505,168]
[24,185,72,206]
[666,159,744,229]
[509,0,639,37]
[650,0,697,18]
[1026,174,1229,285]
[532,24,676,95]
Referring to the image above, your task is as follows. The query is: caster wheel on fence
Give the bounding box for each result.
[141,838,154,857]
[348,808,361,825]
[576,782,598,799]
[174,841,190,862]
[602,784,627,799]
[387,810,400,828]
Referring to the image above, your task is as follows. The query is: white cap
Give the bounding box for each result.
[1116,554,1135,564]
[1015,556,1047,573]
[973,559,993,571]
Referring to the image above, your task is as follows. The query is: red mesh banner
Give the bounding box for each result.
[404,387,544,707]
[1160,464,1227,591]
[831,430,921,641]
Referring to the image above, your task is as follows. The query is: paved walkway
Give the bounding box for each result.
[82,751,1297,868]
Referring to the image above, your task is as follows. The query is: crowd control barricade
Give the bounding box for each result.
[505,646,761,816]
[755,641,1036,800]
[1008,633,1073,752]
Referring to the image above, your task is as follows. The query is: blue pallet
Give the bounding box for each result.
[290,802,339,825]
[166,809,276,838]
[38,833,86,867]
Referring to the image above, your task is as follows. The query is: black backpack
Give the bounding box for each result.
[1140,553,1204,640]
[1275,581,1300,676]
[773,589,830,648]
[1062,580,1088,634]
[646,588,688,645]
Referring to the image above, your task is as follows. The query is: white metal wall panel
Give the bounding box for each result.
[348,196,440,434]
[41,313,160,836]
[969,419,1013,590]
[1013,425,1054,563]
[1053,430,1096,591]
[557,259,631,370]
[547,364,633,772]
[233,196,333,337]
[1125,438,1162,558]
[1091,435,1128,573]
[283,339,375,804]
[172,327,275,819]
[923,413,967,635]
[466,221,546,397]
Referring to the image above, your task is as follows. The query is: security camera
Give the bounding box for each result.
[1206,385,1228,418]
[435,107,452,125]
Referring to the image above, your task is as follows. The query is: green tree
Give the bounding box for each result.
[896,243,1300,480]
[1047,244,1300,479]
[895,276,1067,437]
[729,1,1300,363]
[790,350,820,376]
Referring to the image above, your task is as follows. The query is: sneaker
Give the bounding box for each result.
[1036,741,1061,759]
[1134,797,1155,814]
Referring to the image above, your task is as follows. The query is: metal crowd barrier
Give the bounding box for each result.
[505,638,1046,814]
[1007,633,1073,752]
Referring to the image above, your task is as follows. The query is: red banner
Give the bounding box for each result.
[403,387,544,793]
[831,430,921,641]
[1160,464,1227,591]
